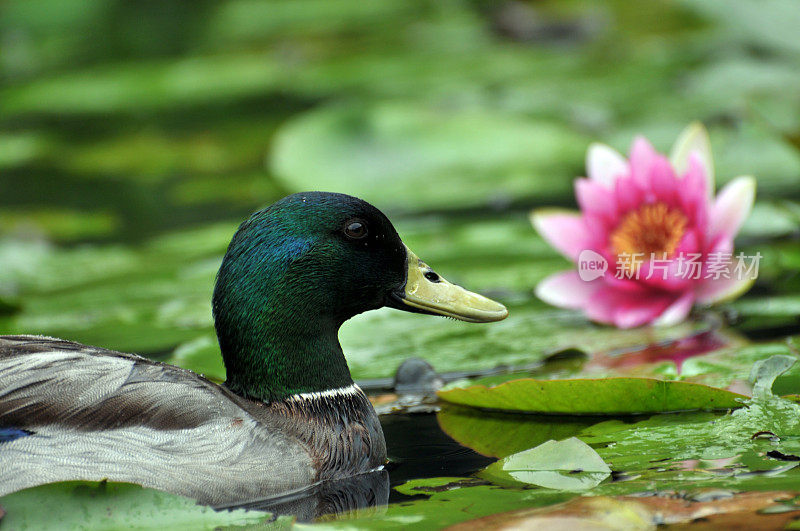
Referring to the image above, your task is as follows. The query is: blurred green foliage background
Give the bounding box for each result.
[1,0,799,381]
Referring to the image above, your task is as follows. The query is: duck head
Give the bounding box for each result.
[213,192,507,402]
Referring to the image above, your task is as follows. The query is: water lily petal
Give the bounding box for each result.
[648,156,679,206]
[614,175,645,213]
[535,271,600,310]
[708,176,756,241]
[674,227,701,256]
[637,260,694,292]
[696,275,755,305]
[706,234,734,256]
[575,178,618,229]
[629,137,659,189]
[679,154,711,228]
[530,209,591,261]
[584,286,673,329]
[586,143,628,188]
[602,273,654,294]
[612,297,674,329]
[670,122,714,194]
[653,292,695,326]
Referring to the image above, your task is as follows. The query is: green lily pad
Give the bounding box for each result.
[437,377,747,414]
[0,53,283,116]
[0,481,277,529]
[578,362,800,493]
[684,0,800,55]
[740,201,800,240]
[271,103,587,212]
[481,437,611,491]
[437,405,602,458]
[730,296,800,321]
[0,208,119,242]
[317,477,571,529]
[0,132,52,169]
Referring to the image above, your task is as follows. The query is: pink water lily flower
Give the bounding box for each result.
[532,123,757,328]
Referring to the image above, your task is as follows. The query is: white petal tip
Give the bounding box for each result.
[699,277,756,306]
[671,122,713,185]
[586,143,628,187]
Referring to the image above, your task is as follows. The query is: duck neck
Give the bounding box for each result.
[217,311,354,404]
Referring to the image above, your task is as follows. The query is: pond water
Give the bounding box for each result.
[383,412,495,492]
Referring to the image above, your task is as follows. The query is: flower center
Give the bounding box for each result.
[610,202,687,258]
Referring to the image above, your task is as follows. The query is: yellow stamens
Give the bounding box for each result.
[610,202,687,258]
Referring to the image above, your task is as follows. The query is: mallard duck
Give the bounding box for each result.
[0,192,507,507]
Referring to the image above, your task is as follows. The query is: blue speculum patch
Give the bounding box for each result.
[0,427,33,443]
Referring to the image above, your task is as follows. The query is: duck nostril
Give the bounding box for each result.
[424,270,440,283]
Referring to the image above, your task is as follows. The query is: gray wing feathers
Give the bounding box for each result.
[0,335,315,504]
[0,335,241,429]
[1,422,314,504]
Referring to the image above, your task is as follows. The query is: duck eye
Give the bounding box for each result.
[343,219,368,240]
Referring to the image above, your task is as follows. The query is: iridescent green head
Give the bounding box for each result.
[213,192,506,402]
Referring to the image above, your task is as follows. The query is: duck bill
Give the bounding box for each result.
[387,245,508,323]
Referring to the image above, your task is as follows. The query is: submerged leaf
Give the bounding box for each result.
[438,377,746,414]
[481,437,611,491]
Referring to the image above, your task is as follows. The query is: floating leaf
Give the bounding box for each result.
[0,54,283,116]
[272,103,587,212]
[679,341,794,391]
[438,377,747,414]
[437,405,601,458]
[0,208,119,242]
[579,391,800,494]
[740,201,800,239]
[322,477,572,529]
[481,438,611,491]
[0,481,275,529]
[730,295,800,331]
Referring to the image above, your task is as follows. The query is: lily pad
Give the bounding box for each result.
[271,103,587,212]
[437,405,602,458]
[0,481,276,529]
[0,53,283,116]
[581,390,800,493]
[480,437,611,491]
[438,377,747,415]
[0,208,119,242]
[318,477,571,529]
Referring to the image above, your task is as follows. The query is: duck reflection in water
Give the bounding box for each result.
[221,469,389,521]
